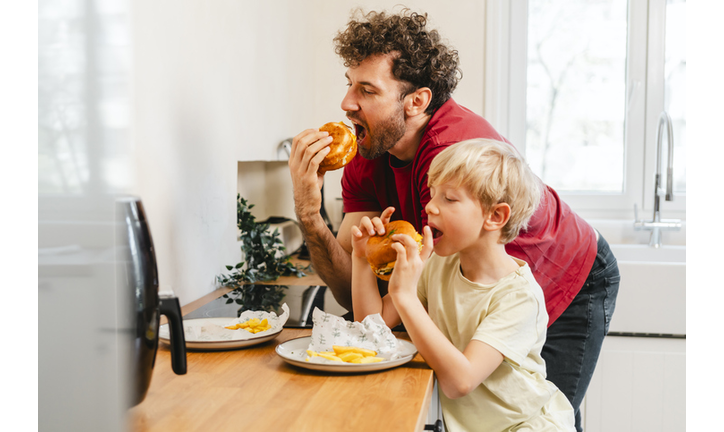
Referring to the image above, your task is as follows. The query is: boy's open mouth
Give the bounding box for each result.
[431,227,443,244]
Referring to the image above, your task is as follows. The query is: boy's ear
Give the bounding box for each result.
[483,203,511,231]
[404,87,432,116]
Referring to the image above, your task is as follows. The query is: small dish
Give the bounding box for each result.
[159,317,282,351]
[275,336,417,373]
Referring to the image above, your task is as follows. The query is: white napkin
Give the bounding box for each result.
[180,303,290,341]
[305,307,399,363]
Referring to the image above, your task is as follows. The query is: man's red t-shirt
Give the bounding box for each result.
[341,98,597,325]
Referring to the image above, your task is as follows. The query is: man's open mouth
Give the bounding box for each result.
[353,122,367,143]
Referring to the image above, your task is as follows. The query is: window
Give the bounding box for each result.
[38,0,132,197]
[525,0,627,193]
[484,0,686,220]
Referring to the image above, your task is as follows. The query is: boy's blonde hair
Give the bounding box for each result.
[427,139,541,244]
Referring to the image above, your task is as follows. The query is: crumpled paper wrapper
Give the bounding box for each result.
[172,303,290,342]
[305,307,400,364]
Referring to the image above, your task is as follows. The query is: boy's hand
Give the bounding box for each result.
[388,226,434,295]
[350,207,395,258]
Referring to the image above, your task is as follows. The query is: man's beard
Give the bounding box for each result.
[356,104,407,160]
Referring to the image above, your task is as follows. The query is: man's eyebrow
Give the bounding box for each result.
[344,73,381,90]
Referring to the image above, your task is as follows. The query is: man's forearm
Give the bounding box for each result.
[298,213,353,310]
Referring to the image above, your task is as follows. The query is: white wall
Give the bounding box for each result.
[132,0,488,305]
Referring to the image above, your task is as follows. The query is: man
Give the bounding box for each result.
[288,9,619,431]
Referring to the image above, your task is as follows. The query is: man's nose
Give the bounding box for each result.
[341,88,358,112]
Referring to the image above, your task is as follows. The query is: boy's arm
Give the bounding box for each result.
[351,255,401,327]
[300,210,386,311]
[392,294,503,399]
[349,207,401,327]
[388,231,503,399]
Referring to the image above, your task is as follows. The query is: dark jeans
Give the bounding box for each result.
[541,233,620,432]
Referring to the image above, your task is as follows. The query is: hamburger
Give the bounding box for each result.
[318,121,357,173]
[365,220,423,281]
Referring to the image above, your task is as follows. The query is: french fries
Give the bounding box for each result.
[305,345,385,364]
[224,317,271,333]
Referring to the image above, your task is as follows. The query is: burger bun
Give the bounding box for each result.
[365,220,422,281]
[318,121,357,173]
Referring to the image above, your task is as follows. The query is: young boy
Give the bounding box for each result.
[350,139,576,431]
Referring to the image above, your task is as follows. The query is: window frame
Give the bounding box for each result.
[483,0,686,221]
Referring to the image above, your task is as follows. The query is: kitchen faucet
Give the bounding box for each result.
[634,111,682,248]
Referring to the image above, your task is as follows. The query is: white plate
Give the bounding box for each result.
[275,336,418,373]
[159,318,283,351]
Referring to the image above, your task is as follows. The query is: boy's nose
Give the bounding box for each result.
[425,201,437,215]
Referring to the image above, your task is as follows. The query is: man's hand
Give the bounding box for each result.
[288,128,332,220]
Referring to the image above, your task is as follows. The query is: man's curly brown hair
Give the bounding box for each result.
[333,9,461,115]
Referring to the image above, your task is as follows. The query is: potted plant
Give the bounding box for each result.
[217,195,309,289]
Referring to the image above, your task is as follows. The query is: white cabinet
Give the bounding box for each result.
[582,244,686,430]
[582,336,686,432]
[426,379,445,431]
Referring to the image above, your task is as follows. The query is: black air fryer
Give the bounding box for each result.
[117,197,186,406]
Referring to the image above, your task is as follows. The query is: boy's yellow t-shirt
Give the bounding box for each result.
[418,253,575,432]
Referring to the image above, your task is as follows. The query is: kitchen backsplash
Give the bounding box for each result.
[237,161,344,232]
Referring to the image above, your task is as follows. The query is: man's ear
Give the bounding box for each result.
[483,203,511,232]
[404,87,432,116]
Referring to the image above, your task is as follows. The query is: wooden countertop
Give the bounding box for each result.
[128,264,435,431]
